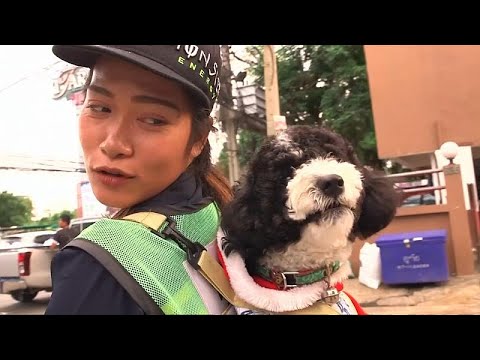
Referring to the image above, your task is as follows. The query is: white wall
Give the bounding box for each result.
[434,145,478,211]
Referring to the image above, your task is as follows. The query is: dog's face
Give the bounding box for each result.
[221,125,398,273]
[286,157,363,222]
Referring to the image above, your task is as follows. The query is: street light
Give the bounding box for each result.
[440,141,459,164]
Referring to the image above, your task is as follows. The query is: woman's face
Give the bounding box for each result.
[79,56,205,209]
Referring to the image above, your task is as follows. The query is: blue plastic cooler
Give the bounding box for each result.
[376,229,449,284]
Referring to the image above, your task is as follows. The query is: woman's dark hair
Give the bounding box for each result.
[81,68,232,218]
[188,104,233,210]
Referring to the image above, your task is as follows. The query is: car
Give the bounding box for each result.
[0,217,102,302]
[70,216,103,236]
[401,193,436,207]
[0,230,56,249]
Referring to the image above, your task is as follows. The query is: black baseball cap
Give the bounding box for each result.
[52,45,223,112]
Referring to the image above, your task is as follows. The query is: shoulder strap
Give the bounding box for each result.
[122,212,253,309]
[123,212,167,230]
[195,249,256,309]
[66,238,164,315]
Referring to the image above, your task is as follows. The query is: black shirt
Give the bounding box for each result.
[53,227,78,249]
[45,171,211,315]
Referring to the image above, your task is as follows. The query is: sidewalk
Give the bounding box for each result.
[343,272,480,315]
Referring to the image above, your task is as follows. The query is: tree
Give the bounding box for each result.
[217,129,266,178]
[247,45,382,168]
[0,191,33,227]
[29,209,77,228]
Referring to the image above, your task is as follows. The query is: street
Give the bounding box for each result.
[344,272,480,315]
[1,272,479,315]
[0,291,50,315]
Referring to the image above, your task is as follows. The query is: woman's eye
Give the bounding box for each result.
[86,104,111,113]
[142,118,166,126]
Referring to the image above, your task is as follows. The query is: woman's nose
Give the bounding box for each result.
[99,121,133,159]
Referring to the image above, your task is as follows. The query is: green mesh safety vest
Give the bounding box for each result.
[66,202,232,315]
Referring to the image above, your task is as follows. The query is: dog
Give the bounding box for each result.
[218,125,398,314]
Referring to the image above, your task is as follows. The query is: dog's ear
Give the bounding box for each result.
[221,138,303,264]
[220,171,259,260]
[353,168,400,240]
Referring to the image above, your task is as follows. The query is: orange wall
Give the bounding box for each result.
[364,45,480,159]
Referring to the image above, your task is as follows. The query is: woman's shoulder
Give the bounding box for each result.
[47,246,144,314]
[52,246,106,276]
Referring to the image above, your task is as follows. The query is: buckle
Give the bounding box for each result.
[271,270,300,290]
[158,217,205,270]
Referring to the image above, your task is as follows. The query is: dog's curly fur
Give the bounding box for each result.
[221,125,398,277]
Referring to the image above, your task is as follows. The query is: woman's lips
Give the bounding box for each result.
[92,170,135,187]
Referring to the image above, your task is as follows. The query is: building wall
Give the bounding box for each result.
[364,45,480,160]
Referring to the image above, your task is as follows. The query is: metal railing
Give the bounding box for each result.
[386,168,445,205]
[386,168,443,178]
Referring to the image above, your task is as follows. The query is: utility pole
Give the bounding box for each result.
[219,45,240,185]
[264,45,281,136]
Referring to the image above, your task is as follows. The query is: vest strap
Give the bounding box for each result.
[121,212,251,308]
[123,212,167,231]
[196,249,255,309]
[124,212,205,270]
[66,238,164,315]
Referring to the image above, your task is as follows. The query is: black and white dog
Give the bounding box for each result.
[219,125,398,314]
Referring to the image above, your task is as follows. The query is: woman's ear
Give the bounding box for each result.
[353,168,400,240]
[190,117,213,159]
[190,140,205,159]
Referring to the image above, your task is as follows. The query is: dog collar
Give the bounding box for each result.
[253,261,341,290]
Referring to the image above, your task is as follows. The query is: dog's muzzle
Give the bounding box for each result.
[316,174,344,198]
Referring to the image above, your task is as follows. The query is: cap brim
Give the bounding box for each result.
[52,45,211,109]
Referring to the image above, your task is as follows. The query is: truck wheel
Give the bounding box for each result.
[11,290,38,303]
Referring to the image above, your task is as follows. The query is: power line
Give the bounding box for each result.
[0,166,85,173]
[0,155,84,169]
[0,60,63,95]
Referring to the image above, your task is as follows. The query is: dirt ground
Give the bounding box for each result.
[343,272,480,315]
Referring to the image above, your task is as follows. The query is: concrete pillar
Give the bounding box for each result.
[444,163,476,275]
[264,45,280,137]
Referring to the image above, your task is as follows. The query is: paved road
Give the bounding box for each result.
[0,291,50,315]
[2,273,479,315]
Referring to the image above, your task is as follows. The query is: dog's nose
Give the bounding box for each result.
[316,174,344,197]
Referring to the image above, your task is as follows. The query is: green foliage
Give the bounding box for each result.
[217,129,266,175]
[0,191,33,227]
[217,148,229,177]
[29,209,77,228]
[238,129,265,166]
[247,45,382,167]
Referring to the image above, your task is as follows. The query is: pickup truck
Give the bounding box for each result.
[0,230,57,302]
[0,217,101,302]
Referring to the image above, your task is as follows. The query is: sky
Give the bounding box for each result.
[0,45,82,219]
[0,45,251,219]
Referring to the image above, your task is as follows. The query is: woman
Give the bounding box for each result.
[45,45,233,315]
